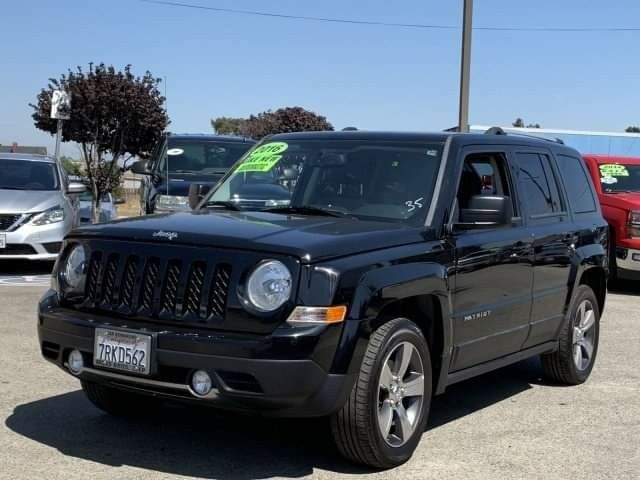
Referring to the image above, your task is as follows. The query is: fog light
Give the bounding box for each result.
[68,349,84,375]
[191,370,212,396]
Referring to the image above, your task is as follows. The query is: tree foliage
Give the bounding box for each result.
[625,126,640,133]
[513,118,541,128]
[30,63,168,222]
[212,107,333,140]
[211,116,247,136]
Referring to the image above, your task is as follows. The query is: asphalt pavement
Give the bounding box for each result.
[0,261,638,479]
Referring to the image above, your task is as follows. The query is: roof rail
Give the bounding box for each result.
[484,126,564,145]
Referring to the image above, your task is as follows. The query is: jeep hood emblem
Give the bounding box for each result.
[152,230,178,241]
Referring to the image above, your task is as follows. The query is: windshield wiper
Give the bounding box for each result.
[205,200,241,211]
[262,205,351,218]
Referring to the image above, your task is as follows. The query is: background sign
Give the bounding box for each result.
[50,90,71,120]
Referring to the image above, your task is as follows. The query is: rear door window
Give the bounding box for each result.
[512,152,563,217]
[557,155,597,214]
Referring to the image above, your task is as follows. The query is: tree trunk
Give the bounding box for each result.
[91,192,102,224]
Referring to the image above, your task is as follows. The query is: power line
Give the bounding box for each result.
[140,0,640,32]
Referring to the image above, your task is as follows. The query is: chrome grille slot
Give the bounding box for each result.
[140,258,160,313]
[161,260,182,315]
[120,257,138,309]
[183,261,206,316]
[209,264,231,319]
[101,254,120,306]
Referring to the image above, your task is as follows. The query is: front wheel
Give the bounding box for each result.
[330,318,432,469]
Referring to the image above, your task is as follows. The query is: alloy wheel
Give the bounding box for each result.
[377,341,425,447]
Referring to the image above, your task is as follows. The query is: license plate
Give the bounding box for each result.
[94,328,152,375]
[0,234,5,249]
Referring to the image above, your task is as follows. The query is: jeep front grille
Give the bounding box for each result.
[81,250,233,326]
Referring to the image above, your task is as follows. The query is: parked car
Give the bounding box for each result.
[39,130,607,468]
[131,133,255,214]
[79,191,122,224]
[0,153,85,260]
[582,155,640,280]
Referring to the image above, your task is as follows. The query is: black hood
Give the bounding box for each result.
[73,210,431,263]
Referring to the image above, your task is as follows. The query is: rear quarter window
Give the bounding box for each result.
[557,155,597,214]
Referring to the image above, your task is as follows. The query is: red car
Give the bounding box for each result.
[583,155,640,280]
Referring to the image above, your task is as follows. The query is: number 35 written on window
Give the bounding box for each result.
[405,197,424,212]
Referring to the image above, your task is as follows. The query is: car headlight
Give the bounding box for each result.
[245,260,292,312]
[32,205,65,225]
[60,245,87,297]
[156,195,189,211]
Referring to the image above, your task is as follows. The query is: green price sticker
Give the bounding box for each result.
[599,164,629,177]
[236,142,288,173]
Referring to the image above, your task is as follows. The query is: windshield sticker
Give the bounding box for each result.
[599,164,629,177]
[405,197,424,212]
[167,148,184,156]
[426,149,438,157]
[601,176,618,185]
[236,142,288,173]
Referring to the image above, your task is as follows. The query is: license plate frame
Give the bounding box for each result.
[93,328,153,376]
[0,233,5,249]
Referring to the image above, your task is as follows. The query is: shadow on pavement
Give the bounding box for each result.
[5,358,543,478]
[0,260,55,276]
[608,279,639,297]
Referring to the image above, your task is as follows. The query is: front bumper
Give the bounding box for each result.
[38,290,356,417]
[0,220,65,260]
[616,247,640,280]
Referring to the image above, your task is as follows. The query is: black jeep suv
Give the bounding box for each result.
[39,130,607,468]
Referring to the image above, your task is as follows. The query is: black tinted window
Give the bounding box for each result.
[558,155,597,213]
[513,153,561,216]
[0,159,59,191]
[159,140,253,174]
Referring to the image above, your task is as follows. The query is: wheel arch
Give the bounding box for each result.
[333,261,452,395]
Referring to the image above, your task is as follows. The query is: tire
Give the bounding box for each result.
[608,227,618,281]
[330,318,432,469]
[541,285,600,385]
[81,380,161,417]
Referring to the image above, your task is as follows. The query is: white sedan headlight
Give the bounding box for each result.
[245,260,292,312]
[32,205,65,225]
[156,195,189,211]
[61,245,87,296]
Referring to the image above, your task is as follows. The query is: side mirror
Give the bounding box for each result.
[66,182,86,194]
[130,160,150,175]
[457,195,513,229]
[188,183,212,210]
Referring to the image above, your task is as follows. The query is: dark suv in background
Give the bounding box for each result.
[131,133,255,214]
[39,129,607,469]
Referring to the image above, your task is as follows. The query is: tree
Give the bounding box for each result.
[30,63,168,222]
[625,126,640,133]
[60,155,84,176]
[512,118,541,128]
[214,107,333,140]
[244,107,333,139]
[211,116,247,136]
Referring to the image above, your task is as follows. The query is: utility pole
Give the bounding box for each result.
[458,0,473,133]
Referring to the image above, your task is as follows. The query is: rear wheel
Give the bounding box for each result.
[81,380,161,417]
[330,318,432,469]
[541,285,600,385]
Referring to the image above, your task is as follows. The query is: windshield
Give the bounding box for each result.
[158,139,253,175]
[0,159,59,191]
[599,163,640,192]
[205,139,444,225]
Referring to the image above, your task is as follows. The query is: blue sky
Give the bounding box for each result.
[2,0,640,155]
